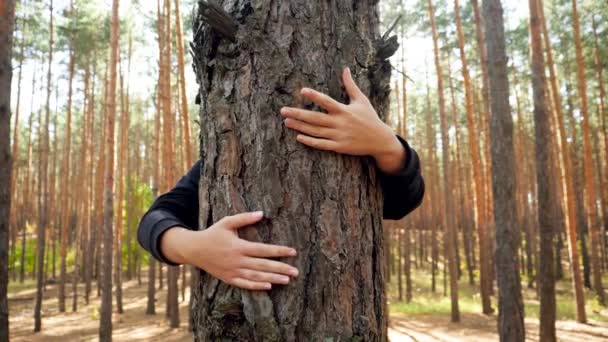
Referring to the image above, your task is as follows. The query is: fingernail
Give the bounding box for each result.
[252,211,264,218]
[289,249,297,256]
[301,87,311,94]
[280,107,289,115]
[290,268,299,277]
[345,67,351,74]
[281,276,290,284]
[265,283,272,289]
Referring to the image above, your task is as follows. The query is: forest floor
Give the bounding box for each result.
[7,269,608,341]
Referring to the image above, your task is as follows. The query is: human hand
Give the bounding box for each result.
[160,211,299,290]
[280,67,407,174]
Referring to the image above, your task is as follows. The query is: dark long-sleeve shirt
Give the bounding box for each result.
[137,136,425,265]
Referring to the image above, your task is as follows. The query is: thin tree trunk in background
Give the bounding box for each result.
[427,0,459,322]
[529,0,557,337]
[115,67,125,315]
[459,0,493,315]
[591,15,608,273]
[50,104,59,283]
[59,32,75,314]
[471,0,496,302]
[425,70,438,294]
[401,63,412,303]
[570,0,605,307]
[73,63,91,312]
[100,0,120,340]
[0,0,16,339]
[20,109,34,284]
[34,0,53,331]
[538,0,588,318]
[174,0,192,170]
[84,64,97,304]
[9,30,25,283]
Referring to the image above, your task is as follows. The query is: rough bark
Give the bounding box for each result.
[191,1,394,340]
[484,0,526,339]
[529,0,557,338]
[0,0,16,339]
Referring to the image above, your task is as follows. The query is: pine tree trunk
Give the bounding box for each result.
[0,0,16,339]
[427,0,459,323]
[570,0,606,307]
[9,31,24,283]
[34,0,53,331]
[59,37,75,314]
[100,0,120,339]
[191,1,394,340]
[529,0,557,337]
[459,0,493,315]
[20,110,34,284]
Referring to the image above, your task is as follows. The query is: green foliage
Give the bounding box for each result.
[387,268,608,322]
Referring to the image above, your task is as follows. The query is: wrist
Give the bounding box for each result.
[373,131,407,175]
[160,226,198,265]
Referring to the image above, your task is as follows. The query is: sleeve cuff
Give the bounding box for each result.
[139,210,184,266]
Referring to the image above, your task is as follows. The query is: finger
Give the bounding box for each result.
[296,134,339,152]
[220,211,264,230]
[284,118,335,139]
[239,269,291,285]
[300,87,345,113]
[241,240,297,258]
[280,107,335,127]
[242,257,300,277]
[342,67,365,102]
[229,277,272,291]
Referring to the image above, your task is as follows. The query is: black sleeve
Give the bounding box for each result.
[137,161,201,265]
[379,136,425,220]
[138,137,424,264]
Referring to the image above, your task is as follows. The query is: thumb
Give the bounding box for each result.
[342,67,365,102]
[220,211,264,230]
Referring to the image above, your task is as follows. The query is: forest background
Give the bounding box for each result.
[1,0,608,341]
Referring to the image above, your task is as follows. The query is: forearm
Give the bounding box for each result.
[159,226,197,265]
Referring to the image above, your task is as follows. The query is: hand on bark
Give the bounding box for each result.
[160,211,299,291]
[281,67,407,174]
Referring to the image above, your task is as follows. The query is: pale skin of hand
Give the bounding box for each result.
[160,67,407,291]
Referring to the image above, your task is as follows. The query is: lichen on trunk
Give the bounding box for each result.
[190,1,394,340]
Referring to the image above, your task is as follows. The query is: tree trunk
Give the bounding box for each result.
[529,0,558,338]
[34,0,53,331]
[191,1,394,340]
[570,0,605,307]
[20,109,34,284]
[460,0,493,315]
[427,0,459,322]
[100,0,120,340]
[59,34,75,314]
[174,0,193,171]
[0,0,16,339]
[9,29,24,283]
[483,0,526,339]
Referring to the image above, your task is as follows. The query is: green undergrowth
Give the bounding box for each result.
[387,267,608,322]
